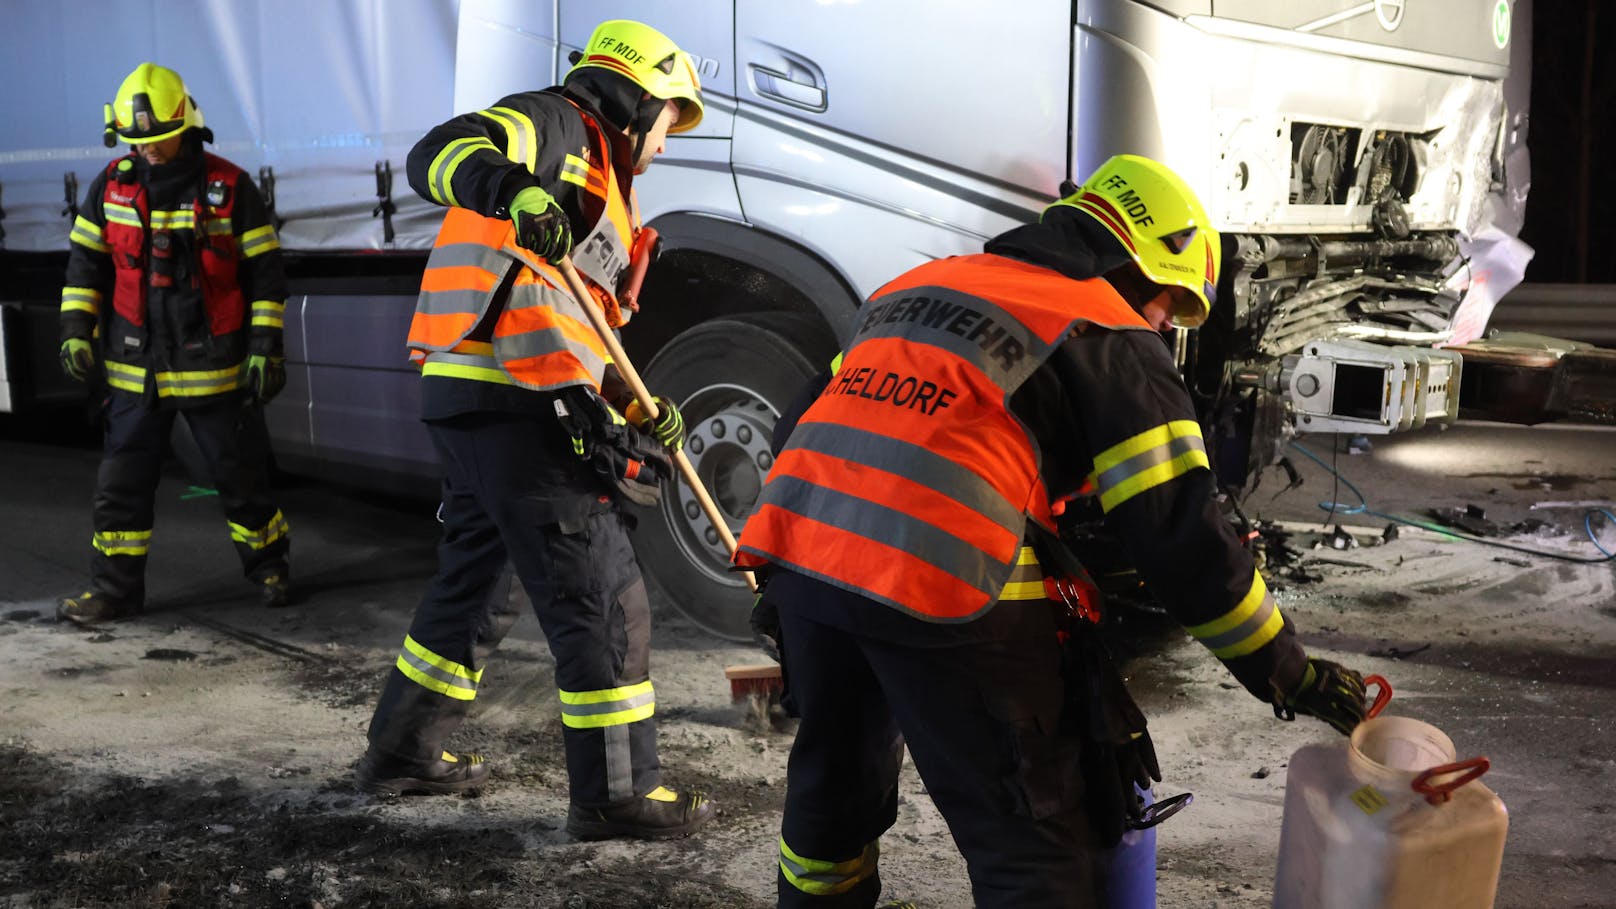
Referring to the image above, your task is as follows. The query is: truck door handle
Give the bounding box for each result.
[747,51,827,112]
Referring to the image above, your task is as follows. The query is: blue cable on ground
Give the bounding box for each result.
[1287,441,1616,563]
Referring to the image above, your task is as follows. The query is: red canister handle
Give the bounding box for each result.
[1411,756,1491,805]
[1363,674,1393,719]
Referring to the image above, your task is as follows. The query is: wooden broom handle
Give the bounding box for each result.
[555,256,757,593]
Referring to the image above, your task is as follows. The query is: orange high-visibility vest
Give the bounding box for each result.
[735,254,1154,622]
[405,101,637,392]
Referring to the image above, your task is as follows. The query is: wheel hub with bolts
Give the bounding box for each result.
[665,387,778,581]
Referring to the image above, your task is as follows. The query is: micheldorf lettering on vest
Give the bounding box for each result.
[859,294,1029,372]
[823,365,958,415]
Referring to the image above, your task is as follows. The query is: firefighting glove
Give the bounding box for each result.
[246,354,287,403]
[594,437,673,507]
[624,395,685,451]
[60,338,96,382]
[509,186,572,264]
[1275,658,1368,736]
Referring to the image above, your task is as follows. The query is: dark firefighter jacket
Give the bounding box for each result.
[61,144,286,408]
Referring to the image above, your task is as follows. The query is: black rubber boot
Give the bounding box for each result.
[354,749,490,797]
[259,573,291,608]
[57,590,142,626]
[566,786,717,841]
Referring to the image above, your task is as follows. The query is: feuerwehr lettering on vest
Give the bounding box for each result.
[824,293,1031,416]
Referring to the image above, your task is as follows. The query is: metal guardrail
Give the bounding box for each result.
[1487,283,1616,347]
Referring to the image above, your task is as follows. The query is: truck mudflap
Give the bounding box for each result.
[1452,337,1616,425]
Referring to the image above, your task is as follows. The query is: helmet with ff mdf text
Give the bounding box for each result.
[567,19,704,134]
[1045,155,1221,328]
[106,62,205,147]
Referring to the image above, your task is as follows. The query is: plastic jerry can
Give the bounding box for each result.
[1102,785,1194,909]
[1273,677,1508,909]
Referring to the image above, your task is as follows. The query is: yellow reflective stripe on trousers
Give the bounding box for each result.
[427,137,499,207]
[93,528,153,557]
[1185,568,1284,659]
[104,360,146,394]
[1091,420,1209,512]
[779,838,879,896]
[228,509,289,550]
[557,680,656,729]
[70,215,110,252]
[997,545,1046,600]
[155,364,246,397]
[240,224,281,258]
[396,634,483,701]
[560,153,588,188]
[477,106,538,173]
[61,286,102,317]
[250,300,285,329]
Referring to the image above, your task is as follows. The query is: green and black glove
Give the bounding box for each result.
[246,354,287,403]
[625,395,685,451]
[1276,658,1367,736]
[509,185,572,264]
[60,338,96,382]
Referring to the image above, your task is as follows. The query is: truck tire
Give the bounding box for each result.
[630,314,836,640]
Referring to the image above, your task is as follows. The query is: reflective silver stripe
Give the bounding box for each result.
[1095,433,1208,498]
[560,153,589,187]
[102,203,143,228]
[426,241,510,272]
[250,300,285,328]
[498,283,608,385]
[229,510,289,550]
[1187,570,1286,659]
[779,839,879,896]
[787,422,1022,537]
[478,106,538,172]
[761,474,1004,603]
[154,364,245,397]
[61,286,102,316]
[93,528,153,557]
[604,724,633,802]
[148,209,196,230]
[239,224,280,257]
[557,686,656,727]
[70,216,110,252]
[428,137,497,207]
[104,360,146,393]
[851,284,1064,390]
[396,635,481,701]
[420,350,516,385]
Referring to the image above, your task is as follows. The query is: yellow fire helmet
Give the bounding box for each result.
[1045,154,1221,328]
[108,62,205,146]
[567,19,704,133]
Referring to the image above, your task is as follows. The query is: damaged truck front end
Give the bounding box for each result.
[1078,1,1538,492]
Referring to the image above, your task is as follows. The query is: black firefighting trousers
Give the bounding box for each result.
[365,412,660,807]
[89,389,288,604]
[771,572,1104,909]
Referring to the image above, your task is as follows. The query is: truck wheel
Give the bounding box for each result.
[630,315,835,640]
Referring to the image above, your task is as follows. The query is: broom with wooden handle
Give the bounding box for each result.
[552,256,782,710]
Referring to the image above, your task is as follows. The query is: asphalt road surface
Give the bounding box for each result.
[2,409,1613,908]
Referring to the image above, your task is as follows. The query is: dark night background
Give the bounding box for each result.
[1520,0,1615,282]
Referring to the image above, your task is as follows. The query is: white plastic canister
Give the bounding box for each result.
[1273,688,1508,909]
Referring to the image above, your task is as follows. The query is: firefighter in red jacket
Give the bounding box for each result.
[736,155,1369,907]
[355,19,716,842]
[58,63,291,626]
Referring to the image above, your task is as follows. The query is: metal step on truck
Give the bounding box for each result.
[9,0,1600,640]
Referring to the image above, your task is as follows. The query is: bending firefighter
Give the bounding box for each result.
[357,20,716,841]
[58,62,292,625]
[735,156,1369,907]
